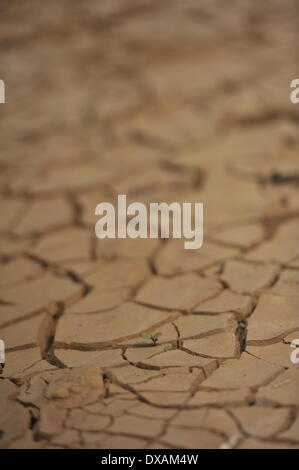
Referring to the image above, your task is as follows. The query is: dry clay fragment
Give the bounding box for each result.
[66,287,129,314]
[140,391,189,407]
[56,302,174,345]
[208,222,264,248]
[174,313,237,339]
[172,408,240,437]
[134,369,203,393]
[135,273,222,311]
[95,237,161,260]
[0,200,25,232]
[245,219,299,264]
[18,161,112,195]
[129,403,175,420]
[155,239,238,276]
[269,269,299,297]
[0,313,43,349]
[55,349,125,369]
[66,408,110,432]
[188,388,252,407]
[45,366,105,408]
[195,289,254,316]
[2,348,56,380]
[31,227,92,264]
[163,426,224,449]
[106,365,162,385]
[140,349,218,376]
[247,294,299,344]
[183,331,238,358]
[230,406,290,439]
[109,415,164,438]
[0,380,30,448]
[0,272,84,326]
[6,431,45,449]
[201,353,283,390]
[247,335,298,368]
[85,259,150,290]
[0,237,31,258]
[13,197,73,236]
[222,260,279,294]
[279,414,299,442]
[51,429,81,447]
[0,257,43,288]
[37,404,67,437]
[256,369,299,406]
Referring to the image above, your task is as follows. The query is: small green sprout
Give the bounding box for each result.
[140,331,162,346]
[164,345,172,352]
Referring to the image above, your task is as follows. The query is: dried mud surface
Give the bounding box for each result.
[0,0,299,449]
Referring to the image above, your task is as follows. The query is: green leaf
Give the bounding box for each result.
[152,332,162,339]
[164,345,172,352]
[140,332,152,340]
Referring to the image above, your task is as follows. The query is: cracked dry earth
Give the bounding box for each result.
[1,0,299,451]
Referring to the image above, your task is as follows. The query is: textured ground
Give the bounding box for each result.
[1,0,299,449]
